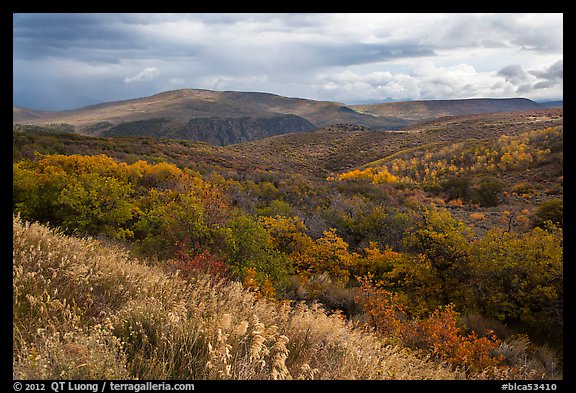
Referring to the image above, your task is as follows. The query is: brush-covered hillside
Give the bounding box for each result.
[13,215,563,380]
[13,108,563,380]
[351,98,544,122]
[12,89,394,145]
[13,216,461,380]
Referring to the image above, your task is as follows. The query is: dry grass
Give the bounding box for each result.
[13,215,465,380]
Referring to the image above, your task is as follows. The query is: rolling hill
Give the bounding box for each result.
[13,88,547,145]
[351,98,545,122]
[14,108,562,181]
[12,105,564,380]
[12,89,392,145]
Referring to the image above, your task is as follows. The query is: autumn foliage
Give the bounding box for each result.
[332,126,562,207]
[12,126,563,379]
[12,154,288,290]
[171,242,231,282]
[356,276,503,374]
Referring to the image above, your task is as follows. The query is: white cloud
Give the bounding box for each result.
[315,63,496,102]
[124,67,159,83]
[312,58,563,103]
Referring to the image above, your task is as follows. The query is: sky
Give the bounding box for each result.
[13,13,563,111]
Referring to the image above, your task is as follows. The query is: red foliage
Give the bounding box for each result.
[172,240,231,281]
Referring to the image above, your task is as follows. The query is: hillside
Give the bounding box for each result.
[13,106,51,122]
[352,98,544,122]
[13,108,562,181]
[13,215,461,380]
[230,108,562,178]
[12,106,564,380]
[12,89,392,145]
[13,89,546,145]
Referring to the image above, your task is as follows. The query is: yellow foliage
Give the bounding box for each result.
[372,168,398,184]
[259,215,314,257]
[336,168,375,181]
[333,166,397,184]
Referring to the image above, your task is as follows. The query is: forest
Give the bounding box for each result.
[12,112,563,380]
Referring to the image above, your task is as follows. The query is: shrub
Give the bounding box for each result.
[355,277,505,375]
[470,227,563,342]
[532,199,563,229]
[13,216,461,380]
[511,181,537,195]
[439,176,471,201]
[469,212,486,221]
[471,177,505,207]
[171,244,231,282]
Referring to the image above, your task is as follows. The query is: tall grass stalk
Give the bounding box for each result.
[14,216,462,380]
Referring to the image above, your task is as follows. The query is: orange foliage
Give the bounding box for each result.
[413,305,503,373]
[356,276,504,374]
[242,268,276,299]
[355,275,408,339]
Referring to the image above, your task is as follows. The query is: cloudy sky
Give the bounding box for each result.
[13,13,563,111]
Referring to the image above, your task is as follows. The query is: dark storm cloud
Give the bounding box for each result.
[13,13,435,68]
[530,60,563,81]
[319,42,436,67]
[13,14,151,63]
[497,64,531,85]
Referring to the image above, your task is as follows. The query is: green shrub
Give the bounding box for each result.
[533,199,563,229]
[472,177,505,207]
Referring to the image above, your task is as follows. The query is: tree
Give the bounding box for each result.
[57,172,136,238]
[13,160,67,224]
[259,215,313,256]
[223,213,292,288]
[133,189,211,258]
[402,207,474,307]
[13,156,136,238]
[470,227,563,340]
[439,176,471,201]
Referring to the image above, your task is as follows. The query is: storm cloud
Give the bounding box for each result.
[13,13,563,110]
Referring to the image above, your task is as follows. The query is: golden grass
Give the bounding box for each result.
[13,215,463,380]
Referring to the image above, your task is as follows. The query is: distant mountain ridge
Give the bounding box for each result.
[13,89,547,145]
[351,98,544,122]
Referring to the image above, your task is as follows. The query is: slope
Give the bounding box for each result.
[352,97,544,122]
[228,108,563,178]
[13,216,460,380]
[13,108,563,181]
[13,89,545,145]
[12,89,393,145]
